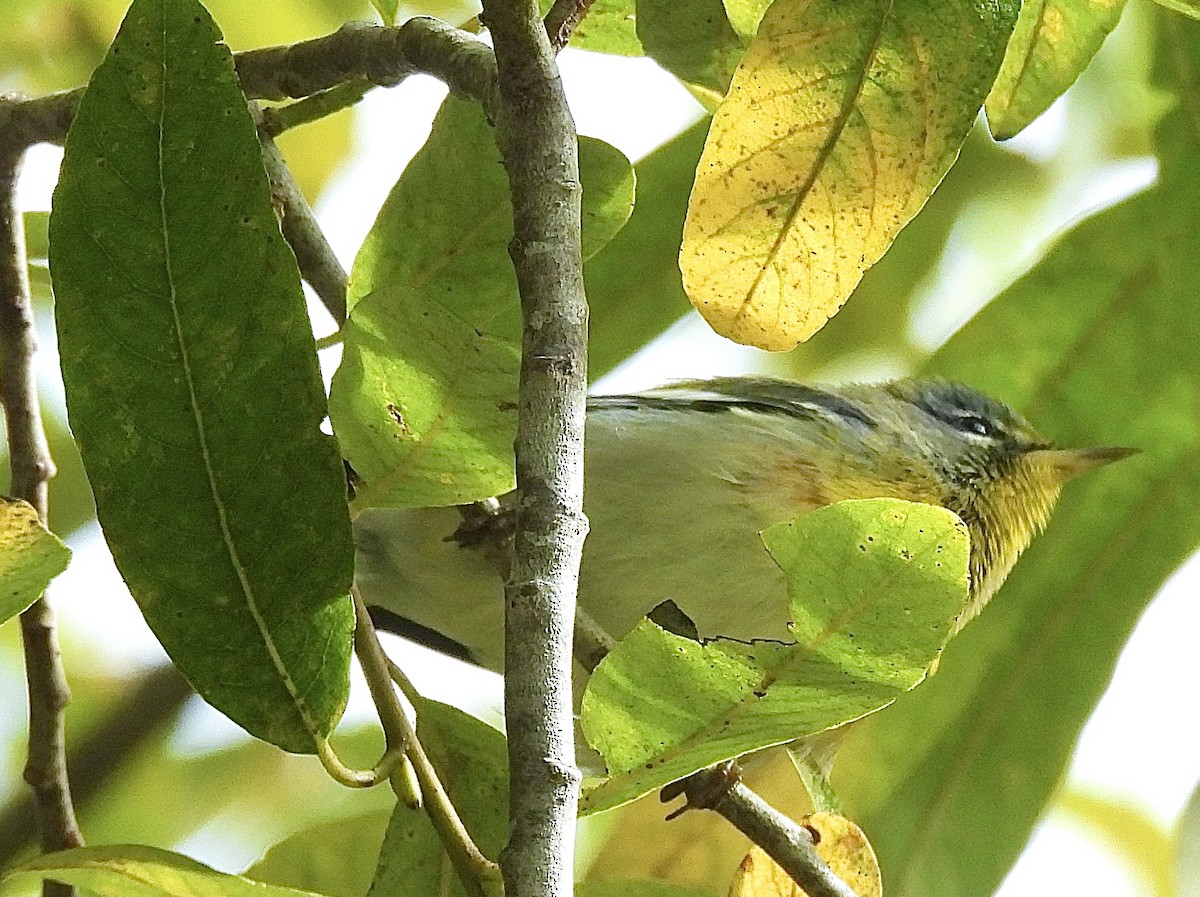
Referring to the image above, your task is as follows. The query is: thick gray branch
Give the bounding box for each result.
[481,1,588,896]
[0,148,83,896]
[0,18,495,150]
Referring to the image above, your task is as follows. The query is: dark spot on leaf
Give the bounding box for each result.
[386,403,412,436]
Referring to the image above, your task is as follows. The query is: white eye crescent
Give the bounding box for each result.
[952,414,997,439]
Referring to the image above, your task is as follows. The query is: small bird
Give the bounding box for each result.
[355,378,1133,671]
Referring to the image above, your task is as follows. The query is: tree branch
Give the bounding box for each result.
[0,18,496,151]
[682,774,862,897]
[254,106,349,326]
[0,147,83,896]
[543,0,600,52]
[0,666,192,869]
[480,1,588,897]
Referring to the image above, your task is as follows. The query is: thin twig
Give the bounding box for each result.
[259,79,374,138]
[543,0,600,52]
[573,606,615,674]
[704,778,861,897]
[0,147,83,896]
[254,105,349,326]
[480,2,588,897]
[0,19,496,151]
[352,590,502,897]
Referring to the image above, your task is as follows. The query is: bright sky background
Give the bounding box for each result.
[6,33,1198,896]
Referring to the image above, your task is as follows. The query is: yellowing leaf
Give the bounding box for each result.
[986,0,1128,140]
[729,814,881,897]
[0,498,71,624]
[680,0,1019,351]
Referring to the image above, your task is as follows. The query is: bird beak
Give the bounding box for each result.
[1029,446,1140,483]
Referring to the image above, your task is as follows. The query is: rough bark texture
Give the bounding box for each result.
[481,1,589,896]
[0,148,83,897]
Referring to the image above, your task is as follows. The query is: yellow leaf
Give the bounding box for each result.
[0,497,71,624]
[680,0,1018,350]
[728,813,882,897]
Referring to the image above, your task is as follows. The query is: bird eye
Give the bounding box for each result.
[952,414,997,438]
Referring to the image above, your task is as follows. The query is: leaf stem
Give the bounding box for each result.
[352,589,502,897]
[313,739,396,788]
[314,331,344,350]
[0,146,83,897]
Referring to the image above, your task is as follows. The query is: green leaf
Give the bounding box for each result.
[986,0,1128,140]
[721,0,773,39]
[835,31,1200,893]
[333,97,633,509]
[579,499,969,815]
[586,119,708,378]
[369,700,507,897]
[0,498,70,624]
[345,96,633,322]
[1151,0,1200,19]
[0,845,327,897]
[570,0,644,55]
[23,211,49,261]
[48,0,355,752]
[369,0,400,24]
[250,811,391,897]
[636,0,745,95]
[331,288,522,510]
[679,0,1020,350]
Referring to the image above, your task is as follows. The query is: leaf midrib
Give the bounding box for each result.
[587,519,959,806]
[734,0,896,324]
[152,5,320,747]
